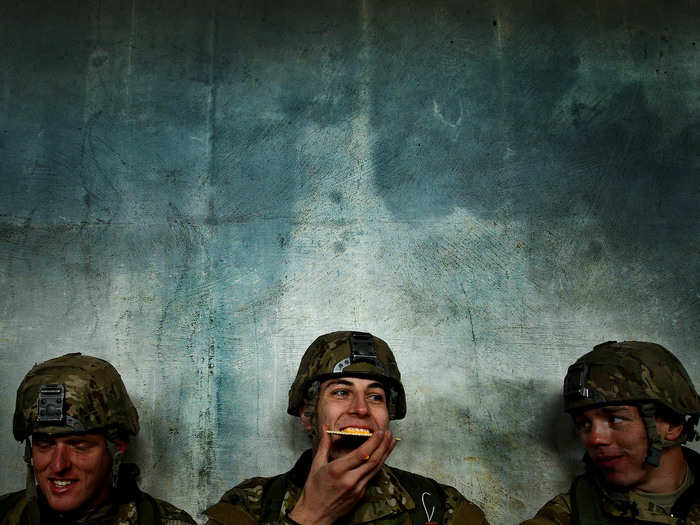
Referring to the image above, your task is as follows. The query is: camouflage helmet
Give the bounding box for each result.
[288,331,406,420]
[564,341,700,466]
[563,341,700,416]
[13,353,139,441]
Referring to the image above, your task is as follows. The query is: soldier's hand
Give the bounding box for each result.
[288,425,397,525]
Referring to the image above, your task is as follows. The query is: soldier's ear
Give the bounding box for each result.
[299,405,313,431]
[113,437,128,455]
[656,417,684,442]
[665,420,685,442]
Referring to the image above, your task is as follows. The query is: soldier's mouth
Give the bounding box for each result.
[341,426,373,434]
[326,427,401,441]
[50,479,76,488]
[327,427,373,437]
[594,455,623,468]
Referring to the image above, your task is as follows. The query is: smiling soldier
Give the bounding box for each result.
[0,353,196,525]
[522,341,700,525]
[205,331,488,525]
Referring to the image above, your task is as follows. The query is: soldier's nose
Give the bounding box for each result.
[350,396,369,416]
[50,444,71,473]
[586,420,611,446]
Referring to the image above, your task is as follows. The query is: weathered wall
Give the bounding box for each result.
[0,1,698,523]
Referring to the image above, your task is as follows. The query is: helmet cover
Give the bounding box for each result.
[13,353,139,441]
[563,341,700,416]
[288,331,406,419]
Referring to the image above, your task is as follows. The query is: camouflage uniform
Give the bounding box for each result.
[205,449,488,525]
[522,341,700,525]
[0,484,195,525]
[1,353,196,525]
[522,447,700,525]
[206,331,488,525]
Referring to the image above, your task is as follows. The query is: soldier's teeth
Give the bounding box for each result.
[53,480,73,487]
[342,427,371,433]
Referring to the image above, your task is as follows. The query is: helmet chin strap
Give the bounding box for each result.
[24,438,40,525]
[24,439,37,500]
[303,381,320,445]
[105,438,124,489]
[639,403,687,467]
[639,403,663,467]
[103,427,125,489]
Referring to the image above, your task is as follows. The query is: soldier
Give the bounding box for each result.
[522,341,700,525]
[0,353,196,525]
[205,331,488,525]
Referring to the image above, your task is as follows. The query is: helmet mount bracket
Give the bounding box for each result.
[36,384,65,424]
[35,383,86,432]
[332,332,387,374]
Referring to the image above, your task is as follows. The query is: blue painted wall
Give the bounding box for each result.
[1,1,698,523]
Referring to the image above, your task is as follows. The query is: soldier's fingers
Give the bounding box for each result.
[380,430,398,461]
[311,424,332,470]
[366,430,394,468]
[331,431,394,495]
[335,430,385,472]
[354,434,393,486]
[353,430,394,476]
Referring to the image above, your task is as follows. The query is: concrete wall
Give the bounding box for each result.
[1,1,698,523]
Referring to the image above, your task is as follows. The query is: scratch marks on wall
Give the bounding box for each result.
[79,112,123,224]
[467,308,476,344]
[433,97,463,129]
[432,97,463,143]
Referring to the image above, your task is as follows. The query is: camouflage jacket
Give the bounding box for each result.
[0,488,195,525]
[205,450,488,525]
[521,448,700,525]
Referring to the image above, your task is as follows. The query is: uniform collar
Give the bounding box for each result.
[588,447,700,523]
[38,492,119,525]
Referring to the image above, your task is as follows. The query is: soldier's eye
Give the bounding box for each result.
[332,389,349,397]
[574,420,590,432]
[368,393,385,403]
[33,441,53,451]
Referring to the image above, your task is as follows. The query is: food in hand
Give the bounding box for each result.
[326,428,400,440]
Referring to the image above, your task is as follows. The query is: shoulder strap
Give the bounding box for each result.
[391,468,445,525]
[205,501,257,525]
[259,473,291,524]
[571,475,610,525]
[0,491,29,525]
[134,489,161,525]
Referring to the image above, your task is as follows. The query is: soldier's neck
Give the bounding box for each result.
[636,446,687,493]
